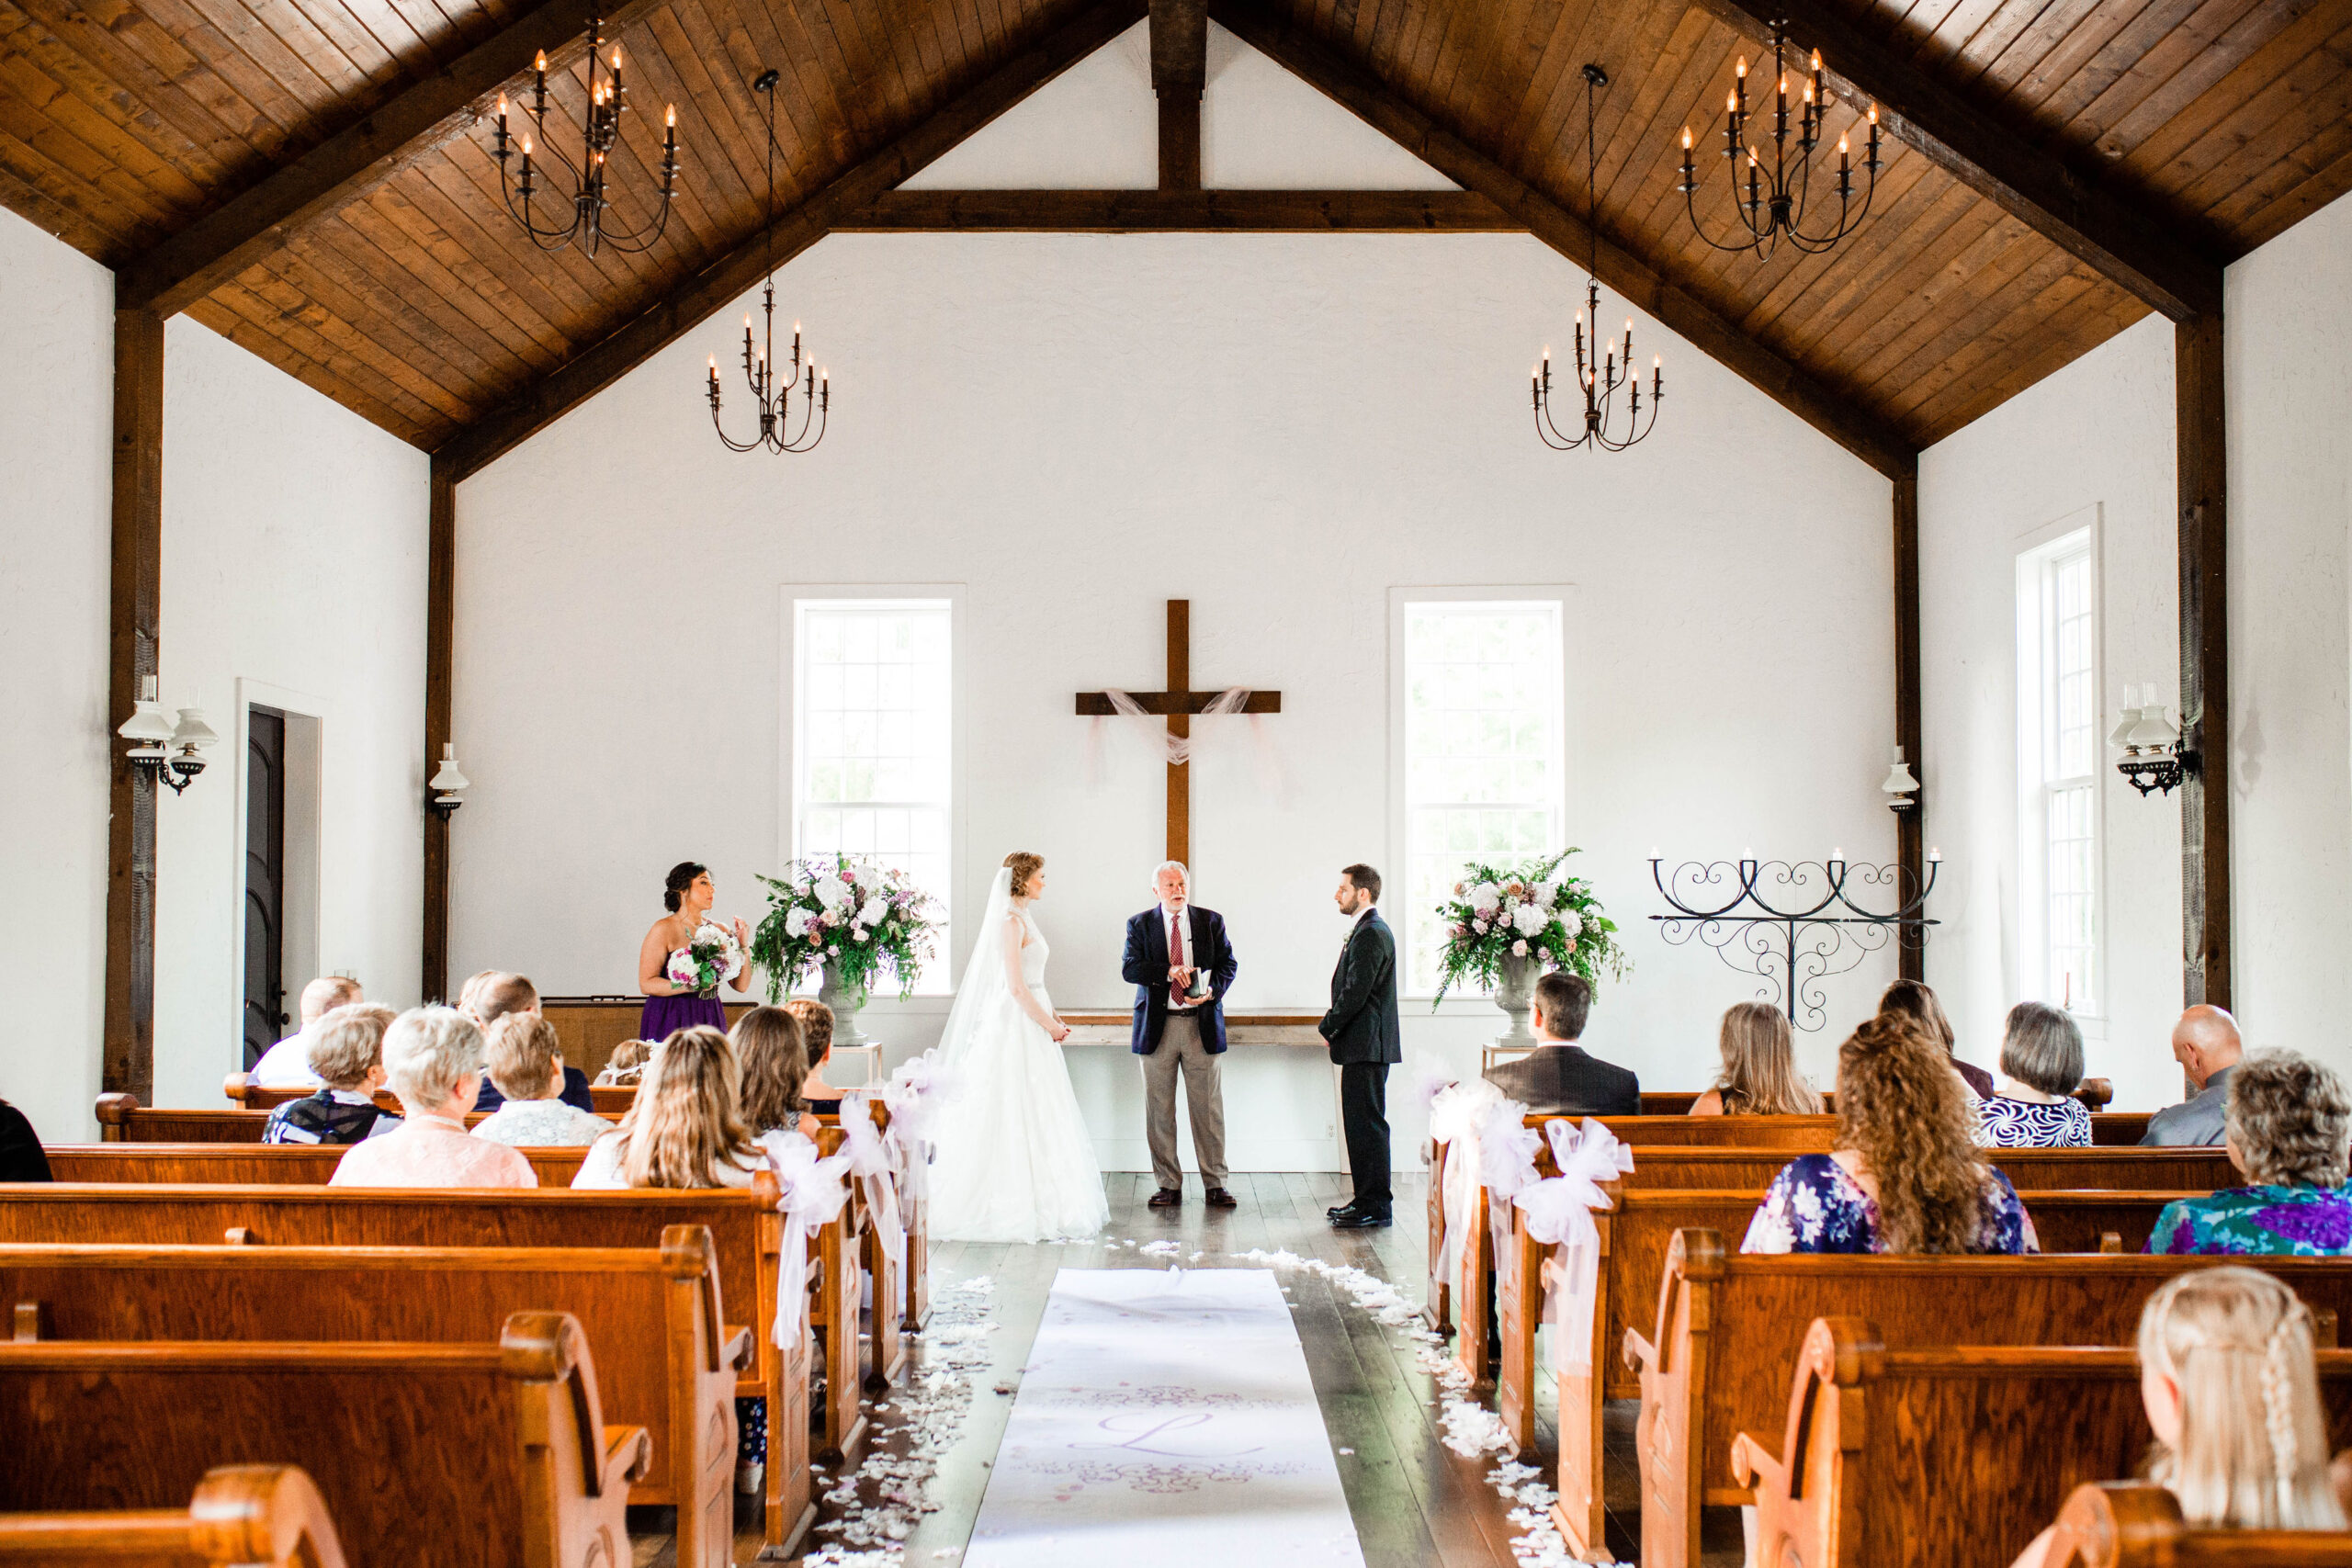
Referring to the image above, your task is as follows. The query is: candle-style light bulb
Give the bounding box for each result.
[666,105,676,128]
[1736,56,1747,77]
[612,44,623,68]
[1682,126,1693,149]
[1833,846,1845,862]
[520,135,533,155]
[534,50,547,73]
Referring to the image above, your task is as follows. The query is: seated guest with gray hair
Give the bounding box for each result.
[329,1007,537,1189]
[1482,971,1639,1114]
[2147,1049,2352,1256]
[1976,1001,2091,1147]
[2140,1004,2245,1145]
[262,1004,401,1145]
[250,975,366,1087]
[469,1014,612,1147]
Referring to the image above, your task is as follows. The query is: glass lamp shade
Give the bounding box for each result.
[119,700,176,743]
[169,708,218,750]
[2106,708,2143,749]
[428,760,470,792]
[1881,749,1920,797]
[2126,707,2180,750]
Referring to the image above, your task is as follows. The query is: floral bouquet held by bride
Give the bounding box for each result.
[665,922,747,999]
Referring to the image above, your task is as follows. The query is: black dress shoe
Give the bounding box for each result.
[1330,1209,1392,1230]
[1204,1187,1238,1209]
[1148,1188,1182,1208]
[1326,1201,1357,1220]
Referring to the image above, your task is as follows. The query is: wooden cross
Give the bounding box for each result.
[1075,599,1281,865]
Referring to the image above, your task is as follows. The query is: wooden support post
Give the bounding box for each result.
[422,454,456,1003]
[1150,0,1206,191]
[2177,314,2230,1008]
[104,308,164,1100]
[1892,460,1925,980]
[1166,599,1191,865]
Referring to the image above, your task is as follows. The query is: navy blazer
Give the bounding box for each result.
[473,1064,595,1116]
[1121,905,1238,1055]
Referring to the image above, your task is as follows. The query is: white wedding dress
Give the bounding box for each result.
[927,871,1109,1243]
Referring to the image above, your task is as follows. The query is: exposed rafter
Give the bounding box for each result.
[1206,0,1916,479]
[436,0,1150,480]
[1149,0,1208,191]
[114,0,670,317]
[836,189,1521,231]
[1682,0,2224,321]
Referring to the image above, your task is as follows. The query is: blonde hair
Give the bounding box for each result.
[1713,1002,1821,1115]
[483,1013,562,1100]
[454,971,497,1021]
[612,1027,759,1189]
[732,1007,808,1133]
[380,1006,484,1113]
[1836,1011,1990,1254]
[1004,851,1044,898]
[2227,1049,2352,1189]
[306,1003,395,1089]
[2139,1268,2346,1529]
[596,1039,652,1084]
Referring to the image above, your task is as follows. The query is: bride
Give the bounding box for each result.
[926,851,1108,1242]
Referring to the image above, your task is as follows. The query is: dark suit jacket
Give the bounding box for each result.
[1319,910,1403,1066]
[1483,1043,1640,1116]
[474,1064,595,1116]
[1122,905,1238,1055]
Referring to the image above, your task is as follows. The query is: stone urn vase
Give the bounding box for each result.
[818,959,873,1046]
[1493,950,1541,1050]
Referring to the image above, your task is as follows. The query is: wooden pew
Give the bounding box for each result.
[0,1464,347,1568]
[43,1143,590,1187]
[225,1074,638,1119]
[2041,1481,2352,1567]
[1733,1324,2352,1568]
[1521,1189,2202,1562]
[102,1096,617,1145]
[1624,1231,2352,1568]
[0,1231,762,1568]
[0,1178,855,1555]
[0,1313,650,1568]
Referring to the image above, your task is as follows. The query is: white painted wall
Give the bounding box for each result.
[453,38,1903,1169]
[0,207,113,1142]
[1920,187,2352,1110]
[151,317,430,1108]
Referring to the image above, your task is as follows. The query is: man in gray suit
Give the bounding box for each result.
[2139,1004,2244,1145]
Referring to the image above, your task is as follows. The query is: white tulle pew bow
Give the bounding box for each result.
[1511,1118,1635,1371]
[760,1128,853,1347]
[879,1050,953,1205]
[839,1089,908,1277]
[1426,1079,1542,1290]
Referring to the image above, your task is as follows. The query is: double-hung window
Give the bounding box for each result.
[2017,529,2099,1013]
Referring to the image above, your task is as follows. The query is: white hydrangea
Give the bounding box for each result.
[1511,903,1547,937]
[785,908,814,939]
[812,874,851,911]
[1470,883,1501,914]
[1557,908,1584,940]
[857,896,889,928]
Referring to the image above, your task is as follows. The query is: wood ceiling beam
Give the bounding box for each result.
[1150,0,1208,190]
[1682,0,2223,321]
[114,0,670,318]
[836,188,1522,231]
[1207,0,1916,480]
[437,0,1150,480]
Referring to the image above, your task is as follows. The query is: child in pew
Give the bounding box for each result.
[328,1007,537,1188]
[594,1038,652,1085]
[733,1005,821,1145]
[262,1004,401,1145]
[470,1014,614,1147]
[2008,1267,2350,1567]
[2147,1049,2352,1256]
[1688,1001,1823,1116]
[1742,1010,2038,1255]
[785,999,844,1114]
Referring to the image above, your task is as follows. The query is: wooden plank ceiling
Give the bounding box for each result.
[2,0,2345,454]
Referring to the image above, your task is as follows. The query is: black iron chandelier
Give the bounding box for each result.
[491,13,679,255]
[1532,64,1662,454]
[1678,18,1883,259]
[707,69,828,456]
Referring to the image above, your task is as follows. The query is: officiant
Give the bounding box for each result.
[1122,862,1239,1212]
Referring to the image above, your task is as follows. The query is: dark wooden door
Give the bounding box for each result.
[243,705,288,1068]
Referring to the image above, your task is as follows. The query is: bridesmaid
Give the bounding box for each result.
[638,862,753,1043]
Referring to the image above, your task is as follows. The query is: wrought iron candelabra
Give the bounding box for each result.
[491,13,679,255]
[1532,64,1662,453]
[707,68,827,456]
[1676,17,1883,261]
[1650,849,1938,1031]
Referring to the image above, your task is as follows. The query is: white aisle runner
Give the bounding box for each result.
[965,1267,1368,1568]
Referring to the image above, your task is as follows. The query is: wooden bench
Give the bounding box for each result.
[0,1230,763,1568]
[0,1178,856,1555]
[1515,1187,2198,1560]
[0,1464,346,1567]
[100,1096,617,1145]
[1733,1323,2352,1568]
[226,1074,639,1119]
[2040,1480,2352,1567]
[0,1312,649,1568]
[1625,1231,2352,1568]
[43,1143,591,1187]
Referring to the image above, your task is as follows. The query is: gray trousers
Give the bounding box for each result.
[1142,1013,1227,1190]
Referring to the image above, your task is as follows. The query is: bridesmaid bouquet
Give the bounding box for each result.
[1432,848,1627,1001]
[665,921,746,998]
[750,856,940,1003]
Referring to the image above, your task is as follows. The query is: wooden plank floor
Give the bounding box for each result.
[628,1172,1743,1565]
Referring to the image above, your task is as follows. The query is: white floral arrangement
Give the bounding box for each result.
[749,855,939,1003]
[664,920,746,998]
[1431,849,1626,1002]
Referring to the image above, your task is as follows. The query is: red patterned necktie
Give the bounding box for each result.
[1169,912,1184,994]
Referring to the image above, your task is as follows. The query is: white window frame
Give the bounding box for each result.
[1388,586,1580,1002]
[2014,510,2105,1025]
[781,586,965,998]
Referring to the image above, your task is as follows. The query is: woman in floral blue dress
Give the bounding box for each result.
[1744,1010,2038,1256]
[2148,1047,2352,1256]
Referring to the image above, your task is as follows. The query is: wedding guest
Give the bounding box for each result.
[262,1004,401,1145]
[572,1026,764,1190]
[1977,1002,2092,1147]
[1743,1011,2037,1255]
[595,1038,653,1085]
[2146,1049,2352,1255]
[734,1006,820,1143]
[0,1097,51,1182]
[786,999,843,1114]
[470,1015,613,1147]
[1877,977,1996,1099]
[2141,1005,2245,1146]
[465,972,595,1115]
[1482,972,1639,1115]
[2008,1268,2347,1566]
[329,1008,537,1189]
[251,975,365,1086]
[1689,1001,1822,1116]
[453,971,497,1021]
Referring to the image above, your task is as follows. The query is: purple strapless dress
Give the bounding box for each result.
[639,991,727,1043]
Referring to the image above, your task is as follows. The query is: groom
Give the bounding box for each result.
[1122,861,1239,1211]
[1321,863,1401,1229]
